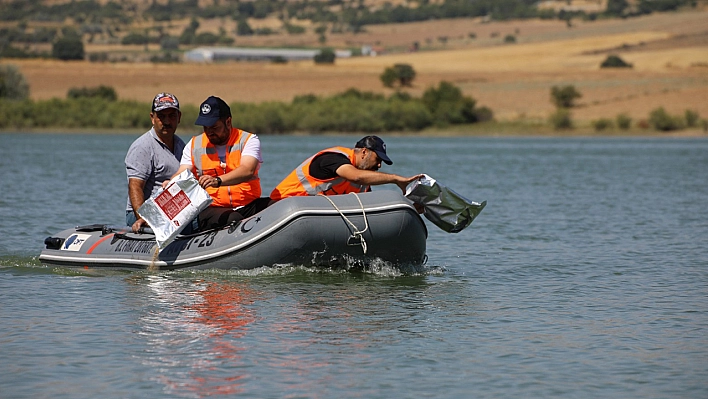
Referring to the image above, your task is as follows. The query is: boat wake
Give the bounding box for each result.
[170,255,443,278]
[1,254,444,278]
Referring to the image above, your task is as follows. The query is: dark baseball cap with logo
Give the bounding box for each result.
[152,92,180,112]
[355,135,392,165]
[195,96,232,126]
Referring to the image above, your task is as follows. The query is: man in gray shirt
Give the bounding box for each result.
[125,93,186,232]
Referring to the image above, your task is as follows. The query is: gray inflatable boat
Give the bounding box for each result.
[39,191,427,271]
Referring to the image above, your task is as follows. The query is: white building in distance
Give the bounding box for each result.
[184,47,352,63]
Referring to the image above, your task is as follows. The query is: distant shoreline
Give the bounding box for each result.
[2,125,707,138]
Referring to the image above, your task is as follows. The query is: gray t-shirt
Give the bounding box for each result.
[125,128,186,211]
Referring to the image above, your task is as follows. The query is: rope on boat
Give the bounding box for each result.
[321,193,369,254]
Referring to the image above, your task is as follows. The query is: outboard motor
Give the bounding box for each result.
[44,237,64,250]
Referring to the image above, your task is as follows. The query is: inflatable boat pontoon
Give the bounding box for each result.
[39,191,428,271]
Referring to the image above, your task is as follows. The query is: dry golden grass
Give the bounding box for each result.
[3,10,708,128]
[538,0,608,12]
[339,32,675,73]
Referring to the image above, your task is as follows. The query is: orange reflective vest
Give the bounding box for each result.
[270,147,369,200]
[190,128,261,208]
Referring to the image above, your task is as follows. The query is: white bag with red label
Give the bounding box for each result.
[138,169,212,249]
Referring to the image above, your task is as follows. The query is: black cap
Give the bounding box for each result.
[195,96,231,126]
[355,135,392,165]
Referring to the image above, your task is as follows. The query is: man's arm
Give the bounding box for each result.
[125,136,154,232]
[335,164,423,193]
[170,164,191,179]
[128,178,148,232]
[162,164,190,190]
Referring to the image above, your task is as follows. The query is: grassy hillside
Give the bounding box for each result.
[1,5,707,134]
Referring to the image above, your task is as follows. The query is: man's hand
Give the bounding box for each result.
[198,174,221,189]
[132,217,147,233]
[396,174,425,193]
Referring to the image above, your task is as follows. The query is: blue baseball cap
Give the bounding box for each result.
[195,96,231,126]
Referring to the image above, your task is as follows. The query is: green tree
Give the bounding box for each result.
[52,36,85,60]
[67,85,118,101]
[637,0,690,13]
[423,81,464,111]
[180,17,200,44]
[315,25,327,44]
[422,81,479,125]
[648,107,684,131]
[187,17,200,32]
[0,64,30,100]
[160,36,180,51]
[380,64,417,88]
[592,118,614,131]
[550,85,582,108]
[616,113,632,130]
[684,109,700,127]
[600,55,632,68]
[121,32,148,45]
[549,108,573,130]
[195,32,219,45]
[606,0,629,15]
[380,67,398,88]
[314,48,335,64]
[394,64,416,86]
[284,23,306,35]
[236,18,254,36]
[253,0,272,19]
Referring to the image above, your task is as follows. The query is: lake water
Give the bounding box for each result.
[1,133,706,398]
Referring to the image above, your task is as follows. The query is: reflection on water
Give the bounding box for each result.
[130,276,258,398]
[124,271,437,398]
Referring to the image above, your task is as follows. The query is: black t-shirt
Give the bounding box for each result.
[308,152,351,180]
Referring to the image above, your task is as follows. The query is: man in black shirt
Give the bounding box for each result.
[270,135,423,200]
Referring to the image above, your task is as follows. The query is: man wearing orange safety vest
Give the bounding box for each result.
[170,96,269,231]
[270,135,423,201]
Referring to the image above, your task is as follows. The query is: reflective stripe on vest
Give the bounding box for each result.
[190,128,261,207]
[192,131,251,173]
[270,147,368,200]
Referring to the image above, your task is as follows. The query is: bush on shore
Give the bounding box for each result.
[67,85,118,101]
[0,98,150,129]
[592,118,614,131]
[549,108,573,130]
[616,113,632,130]
[684,109,700,128]
[0,64,30,100]
[0,82,491,133]
[648,107,685,131]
